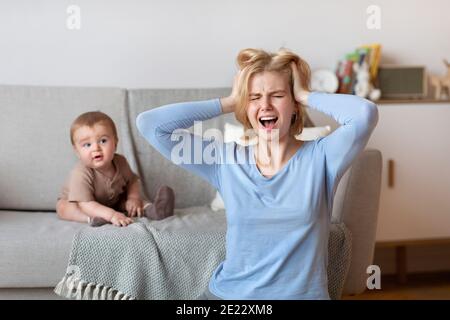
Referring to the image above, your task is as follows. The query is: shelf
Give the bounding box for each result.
[376,238,450,248]
[377,98,450,104]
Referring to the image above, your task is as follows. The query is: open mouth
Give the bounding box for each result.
[258,116,278,130]
[93,155,103,161]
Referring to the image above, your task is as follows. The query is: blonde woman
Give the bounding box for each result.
[136,48,378,300]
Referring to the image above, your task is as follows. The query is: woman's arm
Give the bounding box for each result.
[136,99,224,188]
[291,62,378,194]
[307,92,379,188]
[136,73,241,188]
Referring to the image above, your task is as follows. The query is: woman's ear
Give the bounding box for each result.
[291,112,298,125]
[293,100,301,112]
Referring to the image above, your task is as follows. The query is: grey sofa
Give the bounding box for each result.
[0,85,382,299]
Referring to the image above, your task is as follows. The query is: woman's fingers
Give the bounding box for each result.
[220,70,242,114]
[290,62,301,94]
[234,71,244,97]
[290,62,310,105]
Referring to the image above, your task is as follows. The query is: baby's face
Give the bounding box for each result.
[73,123,117,170]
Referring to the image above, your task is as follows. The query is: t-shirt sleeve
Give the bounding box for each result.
[66,164,96,203]
[307,92,378,207]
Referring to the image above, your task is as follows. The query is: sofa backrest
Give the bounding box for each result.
[0,85,127,211]
[126,88,238,208]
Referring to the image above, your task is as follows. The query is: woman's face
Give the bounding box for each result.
[246,70,297,142]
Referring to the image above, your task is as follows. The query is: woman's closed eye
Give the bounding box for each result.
[250,95,284,100]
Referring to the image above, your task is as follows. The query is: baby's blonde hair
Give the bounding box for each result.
[235,48,311,136]
[70,111,118,146]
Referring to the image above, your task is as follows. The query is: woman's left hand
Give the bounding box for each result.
[290,62,310,105]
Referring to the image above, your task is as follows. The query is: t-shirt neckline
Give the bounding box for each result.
[250,140,310,181]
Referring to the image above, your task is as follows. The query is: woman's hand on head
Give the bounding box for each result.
[290,62,310,105]
[220,71,242,114]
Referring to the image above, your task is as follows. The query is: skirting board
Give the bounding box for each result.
[0,288,63,300]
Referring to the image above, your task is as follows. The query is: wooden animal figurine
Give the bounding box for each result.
[430,59,450,100]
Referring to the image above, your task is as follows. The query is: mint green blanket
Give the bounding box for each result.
[55,207,227,300]
[54,207,350,300]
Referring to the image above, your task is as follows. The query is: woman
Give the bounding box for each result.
[136,48,378,300]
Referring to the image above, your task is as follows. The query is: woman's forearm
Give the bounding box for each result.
[135,99,223,189]
[307,92,378,129]
[307,92,379,194]
[136,99,222,147]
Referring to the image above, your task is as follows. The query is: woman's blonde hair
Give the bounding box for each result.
[234,48,311,136]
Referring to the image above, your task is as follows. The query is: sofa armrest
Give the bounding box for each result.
[331,149,382,295]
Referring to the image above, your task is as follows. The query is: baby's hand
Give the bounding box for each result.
[110,211,133,227]
[125,197,143,217]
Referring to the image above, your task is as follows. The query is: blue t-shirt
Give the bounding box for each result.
[136,92,378,299]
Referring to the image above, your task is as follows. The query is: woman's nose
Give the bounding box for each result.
[259,96,273,110]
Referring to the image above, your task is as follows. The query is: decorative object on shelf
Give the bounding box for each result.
[353,61,381,101]
[335,43,382,101]
[311,69,339,93]
[378,65,427,99]
[430,59,450,100]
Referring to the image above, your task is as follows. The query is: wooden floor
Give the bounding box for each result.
[343,272,450,300]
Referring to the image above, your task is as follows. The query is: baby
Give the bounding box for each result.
[56,111,175,227]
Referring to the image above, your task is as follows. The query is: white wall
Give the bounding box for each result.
[0,0,449,88]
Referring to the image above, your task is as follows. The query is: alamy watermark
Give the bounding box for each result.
[65,5,380,31]
[66,5,81,30]
[170,121,282,166]
[367,264,382,289]
[366,5,381,30]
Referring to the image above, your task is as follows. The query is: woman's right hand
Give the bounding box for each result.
[110,211,133,227]
[290,62,310,105]
[220,71,242,114]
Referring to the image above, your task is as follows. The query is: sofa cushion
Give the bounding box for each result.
[127,88,236,208]
[0,85,127,211]
[0,210,87,287]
